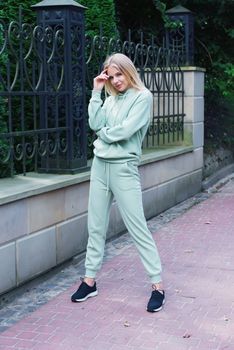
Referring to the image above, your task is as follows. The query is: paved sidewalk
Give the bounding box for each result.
[0,176,234,350]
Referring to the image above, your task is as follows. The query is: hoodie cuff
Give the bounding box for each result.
[91,90,102,98]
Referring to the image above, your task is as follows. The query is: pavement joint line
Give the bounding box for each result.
[0,174,233,334]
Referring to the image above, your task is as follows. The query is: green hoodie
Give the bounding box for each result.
[88,87,153,164]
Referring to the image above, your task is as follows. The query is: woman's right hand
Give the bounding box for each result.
[93,70,109,91]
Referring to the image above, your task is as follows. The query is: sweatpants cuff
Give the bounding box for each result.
[150,275,162,284]
[85,269,97,279]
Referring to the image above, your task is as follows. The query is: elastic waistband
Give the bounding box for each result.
[95,156,139,166]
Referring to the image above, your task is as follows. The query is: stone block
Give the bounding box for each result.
[64,182,89,219]
[0,200,28,245]
[56,214,88,264]
[143,180,177,219]
[0,243,16,294]
[184,96,204,123]
[142,169,202,220]
[174,169,202,203]
[184,122,204,149]
[140,148,203,190]
[17,227,56,284]
[184,71,205,97]
[28,190,65,233]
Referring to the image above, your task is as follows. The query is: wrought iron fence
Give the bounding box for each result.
[0,10,87,178]
[0,20,71,177]
[0,14,185,178]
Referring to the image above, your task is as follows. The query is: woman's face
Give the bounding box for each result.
[107,65,131,93]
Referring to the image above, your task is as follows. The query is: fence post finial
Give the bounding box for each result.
[165,4,194,66]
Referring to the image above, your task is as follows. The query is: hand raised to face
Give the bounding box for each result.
[93,70,109,91]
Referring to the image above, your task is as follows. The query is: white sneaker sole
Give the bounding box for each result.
[147,298,165,312]
[73,290,98,302]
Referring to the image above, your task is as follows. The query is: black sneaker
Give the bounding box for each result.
[71,280,98,302]
[147,290,165,312]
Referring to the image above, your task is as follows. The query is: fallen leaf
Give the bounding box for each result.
[205,221,211,224]
[175,289,181,293]
[183,332,192,338]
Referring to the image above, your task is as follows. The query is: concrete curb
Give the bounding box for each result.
[202,163,234,190]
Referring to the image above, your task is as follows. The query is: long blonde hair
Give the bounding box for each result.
[103,53,145,95]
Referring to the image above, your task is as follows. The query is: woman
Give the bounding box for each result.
[71,53,165,312]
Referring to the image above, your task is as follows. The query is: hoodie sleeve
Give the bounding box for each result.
[88,90,108,131]
[97,90,152,144]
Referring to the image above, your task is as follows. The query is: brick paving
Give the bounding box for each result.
[0,176,234,350]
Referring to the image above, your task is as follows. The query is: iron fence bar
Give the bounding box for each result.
[6,61,13,176]
[19,9,27,175]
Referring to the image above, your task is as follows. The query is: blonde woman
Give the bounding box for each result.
[71,53,165,312]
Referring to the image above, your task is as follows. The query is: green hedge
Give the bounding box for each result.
[78,0,117,37]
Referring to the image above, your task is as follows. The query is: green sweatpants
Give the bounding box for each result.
[85,156,162,284]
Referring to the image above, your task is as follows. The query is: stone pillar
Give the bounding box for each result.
[183,67,205,151]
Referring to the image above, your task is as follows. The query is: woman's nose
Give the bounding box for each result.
[113,76,119,83]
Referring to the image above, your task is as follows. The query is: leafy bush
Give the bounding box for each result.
[204,65,234,151]
[78,0,117,37]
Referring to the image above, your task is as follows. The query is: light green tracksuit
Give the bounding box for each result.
[85,88,162,283]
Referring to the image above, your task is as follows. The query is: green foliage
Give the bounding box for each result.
[78,0,117,37]
[114,0,162,40]
[0,0,38,23]
[184,0,234,150]
[152,0,183,29]
[204,64,234,151]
